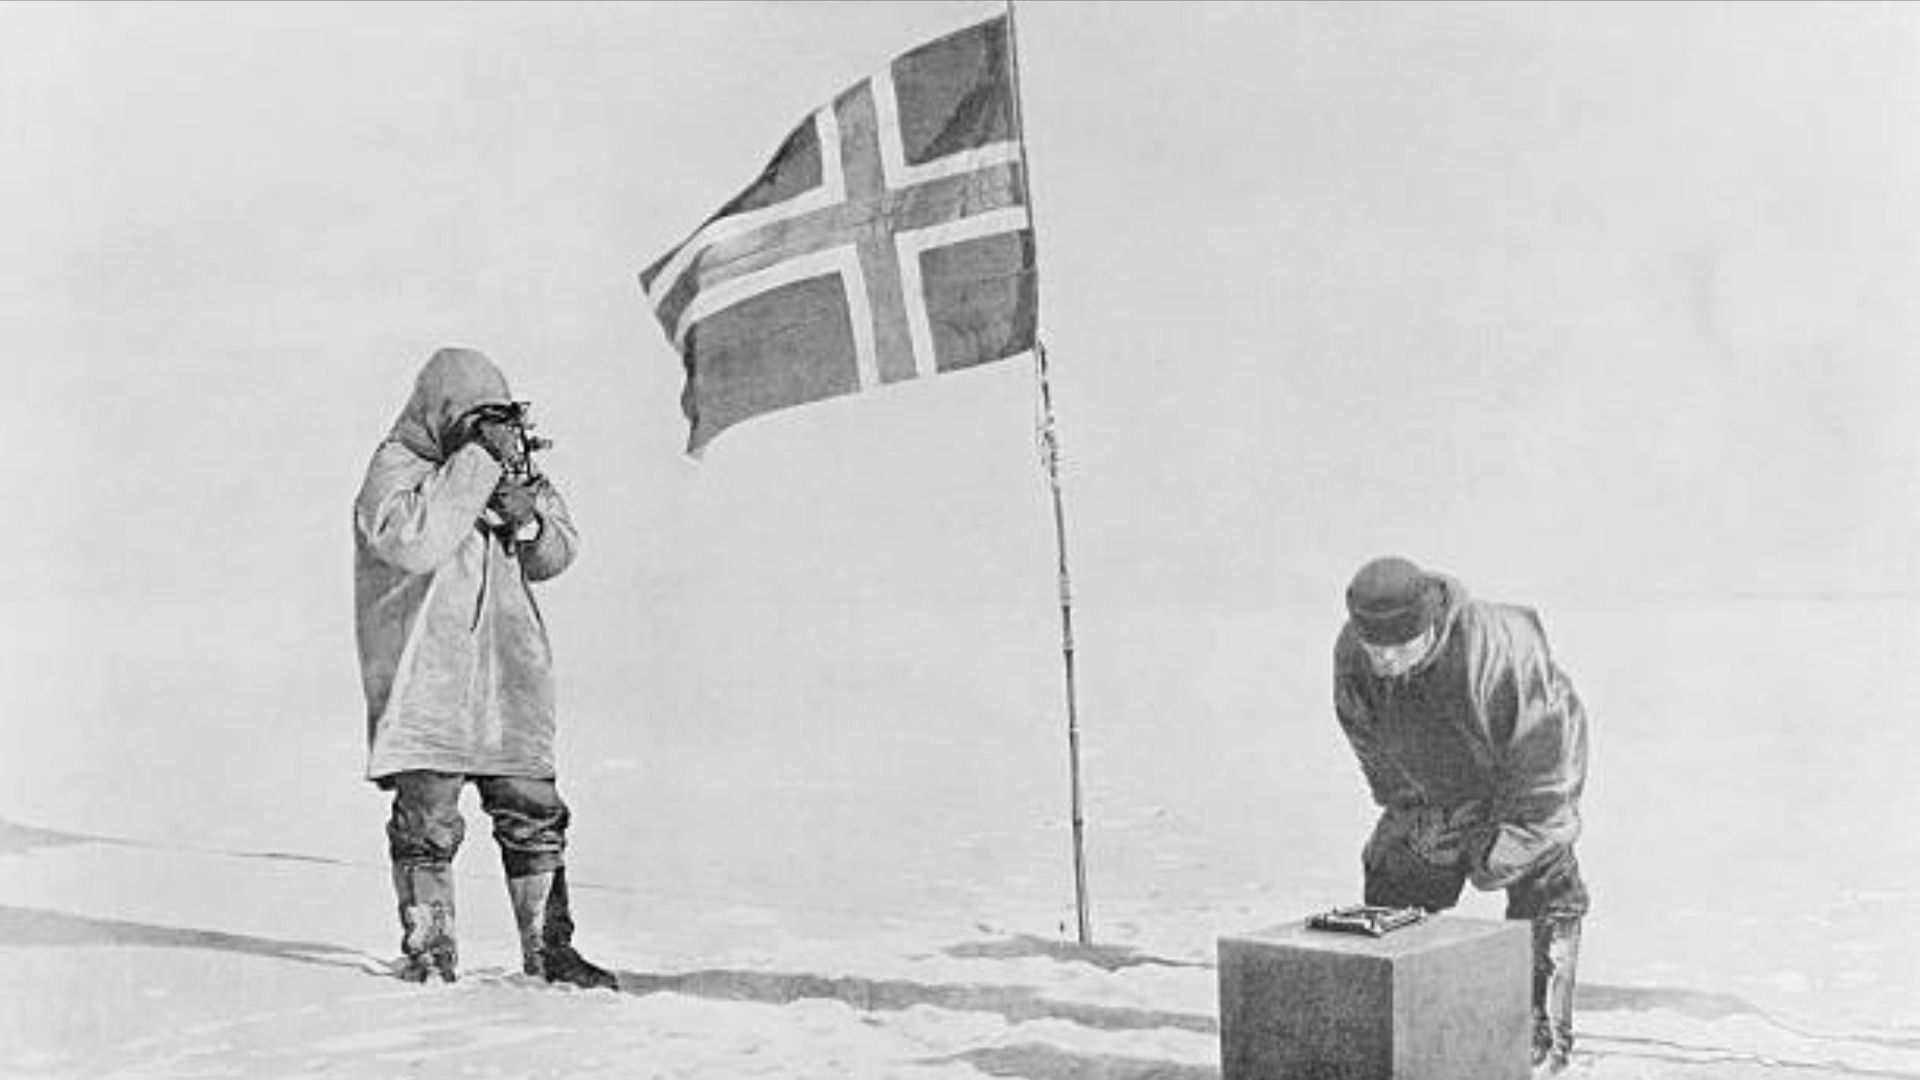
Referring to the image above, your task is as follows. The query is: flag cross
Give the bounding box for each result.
[645,72,1031,392]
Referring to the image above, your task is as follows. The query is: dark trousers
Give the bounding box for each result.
[1365,823,1588,1054]
[385,771,570,879]
[1363,832,1590,920]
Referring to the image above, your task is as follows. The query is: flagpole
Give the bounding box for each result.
[1005,0,1091,948]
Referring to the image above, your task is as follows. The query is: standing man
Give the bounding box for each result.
[1332,556,1589,1073]
[353,346,615,990]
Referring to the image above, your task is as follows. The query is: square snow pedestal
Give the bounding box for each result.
[1218,915,1531,1080]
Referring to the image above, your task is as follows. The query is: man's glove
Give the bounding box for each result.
[488,475,546,531]
[1405,802,1486,866]
[475,417,528,472]
[447,404,529,472]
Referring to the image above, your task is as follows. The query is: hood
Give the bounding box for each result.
[388,347,512,462]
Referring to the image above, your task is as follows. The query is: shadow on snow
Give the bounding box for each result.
[0,904,377,972]
[614,965,1219,1035]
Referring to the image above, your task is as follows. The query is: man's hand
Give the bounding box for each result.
[1405,802,1486,865]
[448,405,528,472]
[472,417,527,471]
[489,475,546,530]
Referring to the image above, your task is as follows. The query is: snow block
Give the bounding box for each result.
[1217,915,1530,1080]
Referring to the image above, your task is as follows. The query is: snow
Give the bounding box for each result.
[5,657,1919,1080]
[3,601,1918,1078]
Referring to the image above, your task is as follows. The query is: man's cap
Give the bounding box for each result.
[1346,556,1441,646]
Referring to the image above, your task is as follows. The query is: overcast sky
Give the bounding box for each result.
[3,2,1918,845]
[6,1,1917,615]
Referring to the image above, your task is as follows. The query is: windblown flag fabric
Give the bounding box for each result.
[640,16,1037,454]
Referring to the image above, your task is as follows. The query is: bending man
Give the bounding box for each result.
[1333,556,1589,1073]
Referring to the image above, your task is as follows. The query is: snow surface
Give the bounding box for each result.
[3,826,1916,1080]
[6,598,1920,1080]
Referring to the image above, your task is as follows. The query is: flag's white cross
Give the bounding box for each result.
[647,71,1029,389]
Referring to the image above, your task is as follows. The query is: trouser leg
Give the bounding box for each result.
[1506,845,1589,1070]
[386,771,466,982]
[475,775,569,879]
[479,777,616,990]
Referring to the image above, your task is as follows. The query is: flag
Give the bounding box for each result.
[640,15,1037,454]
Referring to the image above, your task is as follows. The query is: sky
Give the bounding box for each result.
[2,1,1919,923]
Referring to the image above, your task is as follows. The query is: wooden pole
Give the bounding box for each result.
[1005,0,1091,947]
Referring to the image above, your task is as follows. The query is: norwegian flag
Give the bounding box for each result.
[640,15,1037,454]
